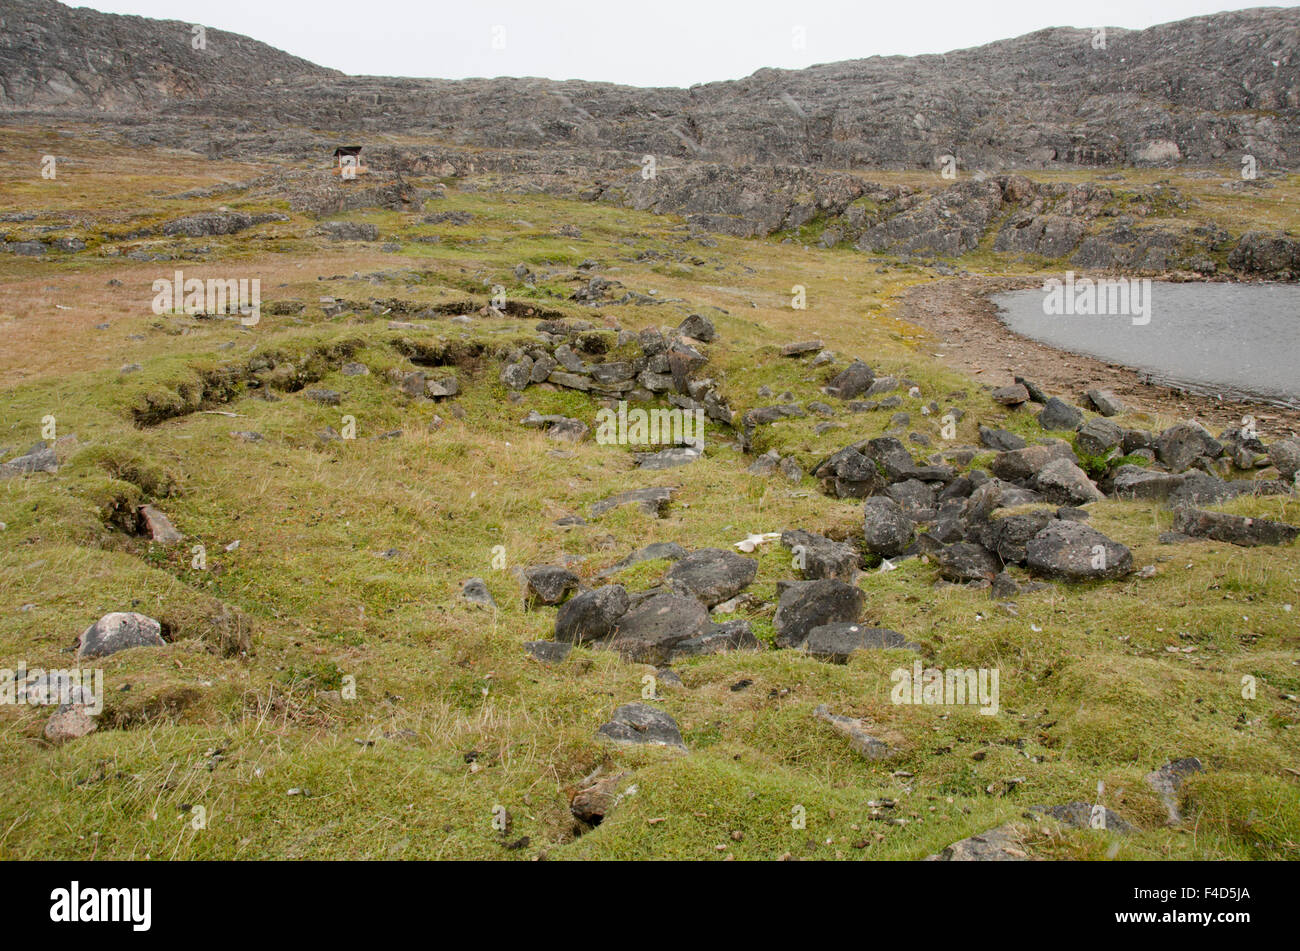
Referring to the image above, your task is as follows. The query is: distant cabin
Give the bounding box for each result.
[332,145,366,178]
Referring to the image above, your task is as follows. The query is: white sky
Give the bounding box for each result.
[74,0,1280,87]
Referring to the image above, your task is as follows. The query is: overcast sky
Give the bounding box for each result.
[76,0,1275,87]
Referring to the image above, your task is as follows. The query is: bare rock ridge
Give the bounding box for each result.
[2,0,1298,171]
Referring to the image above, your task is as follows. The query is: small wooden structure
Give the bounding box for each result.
[332,145,366,178]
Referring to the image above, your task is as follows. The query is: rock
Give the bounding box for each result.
[978,510,1054,563]
[589,486,676,518]
[781,340,824,357]
[780,529,860,583]
[1171,508,1299,547]
[991,383,1030,406]
[826,359,875,399]
[669,618,759,658]
[927,823,1028,861]
[804,624,916,662]
[813,705,891,759]
[570,766,631,824]
[304,387,341,406]
[0,445,58,478]
[979,426,1026,452]
[665,548,758,607]
[460,578,496,608]
[990,441,1076,482]
[935,542,1001,582]
[677,313,716,342]
[1074,417,1123,457]
[635,447,701,470]
[341,362,369,376]
[547,418,590,442]
[316,221,379,241]
[1025,521,1133,581]
[1085,389,1126,417]
[1034,801,1133,834]
[607,592,710,663]
[1145,757,1204,825]
[1111,464,1185,500]
[773,578,865,648]
[862,496,915,557]
[1037,397,1084,431]
[43,706,97,744]
[530,354,558,383]
[555,585,630,644]
[1167,471,1287,508]
[523,640,572,664]
[598,702,686,749]
[501,361,532,390]
[991,572,1020,598]
[137,504,183,544]
[1154,421,1223,472]
[425,377,459,398]
[590,362,636,385]
[1014,376,1050,404]
[1033,458,1104,505]
[1268,437,1300,481]
[777,457,804,482]
[524,565,581,605]
[77,612,165,659]
[666,341,707,392]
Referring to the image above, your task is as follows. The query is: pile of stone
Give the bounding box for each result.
[497,313,733,431]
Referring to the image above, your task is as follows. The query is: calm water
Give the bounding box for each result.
[992,282,1300,408]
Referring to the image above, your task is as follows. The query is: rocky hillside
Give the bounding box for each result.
[2,0,1298,170]
[0,0,335,110]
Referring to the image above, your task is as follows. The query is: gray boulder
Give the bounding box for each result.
[773,578,865,648]
[554,585,630,644]
[862,496,915,557]
[804,624,916,662]
[665,548,757,607]
[598,703,686,749]
[1025,521,1133,580]
[77,612,165,659]
[524,565,580,605]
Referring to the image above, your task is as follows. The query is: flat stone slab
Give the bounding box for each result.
[589,486,677,518]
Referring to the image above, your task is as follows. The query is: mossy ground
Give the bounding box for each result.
[0,125,1297,860]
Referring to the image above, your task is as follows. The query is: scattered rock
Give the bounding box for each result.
[77,612,165,659]
[804,624,916,662]
[1172,508,1299,547]
[524,640,572,664]
[991,383,1030,406]
[555,585,631,644]
[137,504,183,544]
[1037,397,1084,431]
[665,548,758,607]
[598,703,686,749]
[926,823,1028,861]
[773,578,865,648]
[460,578,496,608]
[862,496,915,557]
[1025,521,1133,580]
[813,704,891,759]
[524,565,581,605]
[1145,757,1204,825]
[1085,389,1126,417]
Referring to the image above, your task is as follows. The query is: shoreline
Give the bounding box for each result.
[892,276,1300,439]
